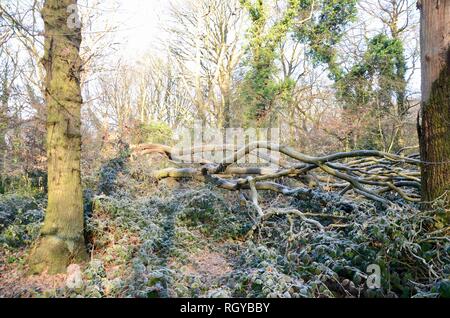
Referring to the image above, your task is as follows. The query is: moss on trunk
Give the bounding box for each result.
[419,49,450,224]
[28,0,88,274]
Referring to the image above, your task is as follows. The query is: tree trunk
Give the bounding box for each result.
[220,74,232,128]
[0,66,9,178]
[29,0,88,274]
[418,1,450,216]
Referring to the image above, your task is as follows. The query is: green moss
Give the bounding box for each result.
[28,235,88,275]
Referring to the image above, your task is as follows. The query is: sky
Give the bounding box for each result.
[86,0,170,59]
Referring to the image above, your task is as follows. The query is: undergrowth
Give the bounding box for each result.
[0,155,449,298]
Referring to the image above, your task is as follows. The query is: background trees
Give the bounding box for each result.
[332,0,419,152]
[0,0,423,194]
[0,1,47,185]
[166,0,245,128]
[0,0,423,149]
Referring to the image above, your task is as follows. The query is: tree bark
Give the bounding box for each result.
[0,66,9,176]
[418,1,450,215]
[29,0,88,274]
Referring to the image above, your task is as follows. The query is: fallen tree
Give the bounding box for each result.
[131,142,421,207]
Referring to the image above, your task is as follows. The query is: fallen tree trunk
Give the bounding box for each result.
[132,142,421,205]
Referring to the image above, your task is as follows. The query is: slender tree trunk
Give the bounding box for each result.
[0,66,9,177]
[418,1,450,215]
[29,0,88,274]
[220,74,232,128]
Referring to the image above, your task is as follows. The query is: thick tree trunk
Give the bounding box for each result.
[418,1,450,215]
[29,0,88,274]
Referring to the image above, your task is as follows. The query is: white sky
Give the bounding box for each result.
[86,0,169,60]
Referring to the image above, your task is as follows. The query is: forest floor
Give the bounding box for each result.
[0,153,449,298]
[0,225,237,298]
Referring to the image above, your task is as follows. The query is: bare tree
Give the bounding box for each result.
[0,1,47,177]
[166,0,246,127]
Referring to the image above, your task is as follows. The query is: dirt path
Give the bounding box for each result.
[171,248,232,280]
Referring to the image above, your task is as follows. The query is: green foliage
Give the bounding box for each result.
[333,33,408,149]
[97,156,129,196]
[228,242,312,297]
[70,183,449,298]
[255,192,449,298]
[131,122,173,145]
[177,189,252,239]
[239,0,358,125]
[64,186,250,298]
[240,0,299,125]
[0,172,46,196]
[0,194,43,249]
[436,280,450,298]
[96,142,131,196]
[294,0,358,78]
[337,34,406,107]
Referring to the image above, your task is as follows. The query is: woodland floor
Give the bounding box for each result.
[0,153,449,298]
[0,231,236,298]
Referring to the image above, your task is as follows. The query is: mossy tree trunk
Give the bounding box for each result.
[0,66,9,175]
[29,0,88,274]
[418,1,450,218]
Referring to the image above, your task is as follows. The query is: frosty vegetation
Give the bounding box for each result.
[1,140,449,298]
[0,0,449,299]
